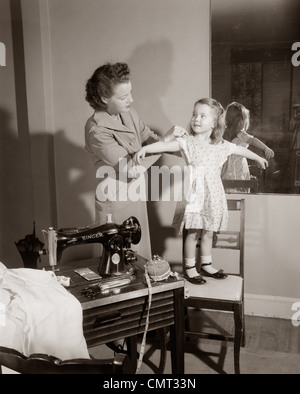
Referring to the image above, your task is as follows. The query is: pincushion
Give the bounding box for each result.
[145,255,171,281]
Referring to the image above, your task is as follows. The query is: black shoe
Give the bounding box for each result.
[184,274,206,285]
[201,263,227,279]
[184,265,206,285]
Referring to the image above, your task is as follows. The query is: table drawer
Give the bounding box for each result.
[83,290,175,347]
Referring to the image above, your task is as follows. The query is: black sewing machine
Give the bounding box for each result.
[42,216,141,277]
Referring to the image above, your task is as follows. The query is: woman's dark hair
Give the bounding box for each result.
[224,102,250,142]
[85,62,131,110]
[187,98,225,144]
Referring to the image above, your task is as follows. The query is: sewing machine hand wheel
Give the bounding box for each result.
[124,216,141,245]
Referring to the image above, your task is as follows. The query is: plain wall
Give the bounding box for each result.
[0,0,35,266]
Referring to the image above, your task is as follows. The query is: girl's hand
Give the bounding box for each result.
[264,147,275,159]
[257,157,268,170]
[136,147,147,164]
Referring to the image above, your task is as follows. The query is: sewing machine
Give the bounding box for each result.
[42,216,141,276]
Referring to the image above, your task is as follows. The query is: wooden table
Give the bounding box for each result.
[57,255,185,374]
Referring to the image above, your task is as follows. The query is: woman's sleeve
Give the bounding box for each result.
[89,126,160,178]
[139,119,160,144]
[88,127,132,169]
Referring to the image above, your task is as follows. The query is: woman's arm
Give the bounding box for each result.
[136,140,181,164]
[249,137,275,159]
[233,145,269,169]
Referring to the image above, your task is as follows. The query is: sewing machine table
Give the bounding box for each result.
[57,256,185,374]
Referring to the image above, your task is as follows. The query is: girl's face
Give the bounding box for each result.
[102,81,133,115]
[190,103,215,135]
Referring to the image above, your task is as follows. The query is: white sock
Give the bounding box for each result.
[201,255,218,274]
[200,255,211,265]
[184,257,199,278]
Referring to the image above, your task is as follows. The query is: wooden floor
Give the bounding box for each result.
[188,310,300,354]
[86,311,300,374]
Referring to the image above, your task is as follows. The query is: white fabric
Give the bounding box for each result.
[185,274,243,301]
[0,262,89,361]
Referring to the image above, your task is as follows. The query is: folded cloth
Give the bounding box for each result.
[0,262,89,360]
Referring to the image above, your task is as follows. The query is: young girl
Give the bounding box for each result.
[222,102,274,192]
[136,98,268,285]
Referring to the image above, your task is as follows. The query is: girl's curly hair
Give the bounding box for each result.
[187,98,225,144]
[85,62,131,110]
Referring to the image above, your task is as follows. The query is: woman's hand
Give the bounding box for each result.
[264,147,275,159]
[136,147,148,165]
[163,125,188,142]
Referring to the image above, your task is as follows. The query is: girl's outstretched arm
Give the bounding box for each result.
[249,137,275,159]
[136,140,180,164]
[234,145,269,169]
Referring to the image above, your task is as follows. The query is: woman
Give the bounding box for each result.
[84,62,162,259]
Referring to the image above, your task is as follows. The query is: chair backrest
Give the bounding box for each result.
[0,346,133,374]
[222,179,259,193]
[212,198,245,277]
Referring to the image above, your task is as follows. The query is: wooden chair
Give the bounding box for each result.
[0,346,133,374]
[183,198,246,374]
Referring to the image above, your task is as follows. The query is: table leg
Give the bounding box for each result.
[125,336,138,372]
[169,287,185,374]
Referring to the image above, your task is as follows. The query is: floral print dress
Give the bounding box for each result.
[222,131,253,179]
[172,135,236,235]
[221,131,253,193]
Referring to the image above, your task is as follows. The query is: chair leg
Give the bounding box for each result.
[241,303,246,347]
[233,304,243,374]
[157,327,168,372]
[184,306,191,341]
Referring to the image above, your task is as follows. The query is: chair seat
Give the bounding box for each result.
[185,275,243,301]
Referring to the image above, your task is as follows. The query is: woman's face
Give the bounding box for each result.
[103,81,133,115]
[190,103,215,135]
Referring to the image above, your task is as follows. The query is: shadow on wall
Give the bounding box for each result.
[0,107,34,267]
[127,40,184,260]
[34,129,97,265]
[3,0,99,267]
[0,107,96,268]
[45,129,99,265]
[50,129,96,229]
[128,39,174,133]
